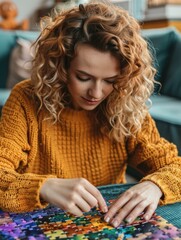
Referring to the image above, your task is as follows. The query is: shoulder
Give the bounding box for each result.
[9,79,37,104]
[11,79,34,95]
[134,112,160,143]
[3,79,39,115]
[141,112,157,131]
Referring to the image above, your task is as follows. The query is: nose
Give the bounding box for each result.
[88,82,102,99]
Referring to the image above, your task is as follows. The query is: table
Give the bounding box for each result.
[0,183,180,239]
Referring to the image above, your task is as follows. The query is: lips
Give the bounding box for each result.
[82,97,100,104]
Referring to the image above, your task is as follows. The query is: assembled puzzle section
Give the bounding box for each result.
[0,184,181,239]
[0,201,181,239]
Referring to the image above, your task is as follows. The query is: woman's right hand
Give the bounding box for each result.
[40,178,108,216]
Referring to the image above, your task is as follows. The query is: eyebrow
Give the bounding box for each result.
[76,70,119,80]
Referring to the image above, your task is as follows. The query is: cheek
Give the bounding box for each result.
[105,85,114,96]
[68,79,84,95]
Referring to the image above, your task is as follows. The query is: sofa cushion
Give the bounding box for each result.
[142,27,177,86]
[143,27,181,99]
[0,30,39,89]
[150,95,181,155]
[0,30,16,88]
[160,34,181,99]
[6,38,34,89]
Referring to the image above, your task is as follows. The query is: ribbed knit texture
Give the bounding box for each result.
[0,80,181,213]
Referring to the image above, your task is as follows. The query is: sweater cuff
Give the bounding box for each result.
[140,174,177,205]
[5,175,57,212]
[36,175,56,209]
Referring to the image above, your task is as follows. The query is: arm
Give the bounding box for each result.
[0,82,107,214]
[126,113,181,205]
[0,83,55,212]
[104,113,181,227]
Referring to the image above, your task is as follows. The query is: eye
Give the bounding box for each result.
[76,75,90,81]
[105,79,115,84]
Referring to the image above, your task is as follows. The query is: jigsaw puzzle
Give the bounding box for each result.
[0,185,181,239]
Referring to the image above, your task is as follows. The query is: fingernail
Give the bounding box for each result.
[144,215,149,221]
[103,206,108,213]
[112,219,119,228]
[104,216,110,223]
[125,217,132,224]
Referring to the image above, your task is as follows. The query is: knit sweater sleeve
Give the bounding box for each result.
[0,81,56,213]
[126,113,181,205]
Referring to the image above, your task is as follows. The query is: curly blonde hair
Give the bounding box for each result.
[31,0,156,141]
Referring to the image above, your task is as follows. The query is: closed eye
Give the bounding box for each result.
[105,79,116,84]
[76,75,91,81]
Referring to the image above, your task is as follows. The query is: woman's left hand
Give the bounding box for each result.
[104,181,163,227]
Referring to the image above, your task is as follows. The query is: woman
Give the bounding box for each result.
[0,1,180,228]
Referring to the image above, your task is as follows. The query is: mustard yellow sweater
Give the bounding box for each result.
[0,80,181,213]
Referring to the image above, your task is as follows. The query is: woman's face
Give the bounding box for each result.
[67,43,120,110]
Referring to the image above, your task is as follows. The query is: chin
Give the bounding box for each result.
[80,104,98,111]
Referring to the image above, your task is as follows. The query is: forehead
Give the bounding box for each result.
[71,43,120,77]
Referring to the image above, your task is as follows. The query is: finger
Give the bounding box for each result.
[74,193,93,213]
[118,200,148,226]
[65,204,84,217]
[85,184,108,213]
[48,192,84,216]
[104,190,134,223]
[143,203,157,221]
[46,188,84,217]
[81,189,99,209]
[108,198,144,227]
[116,200,157,227]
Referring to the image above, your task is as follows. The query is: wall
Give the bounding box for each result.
[0,0,147,30]
[112,0,147,21]
[0,0,54,30]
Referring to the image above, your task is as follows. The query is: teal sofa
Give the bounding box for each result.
[142,27,181,155]
[0,27,181,155]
